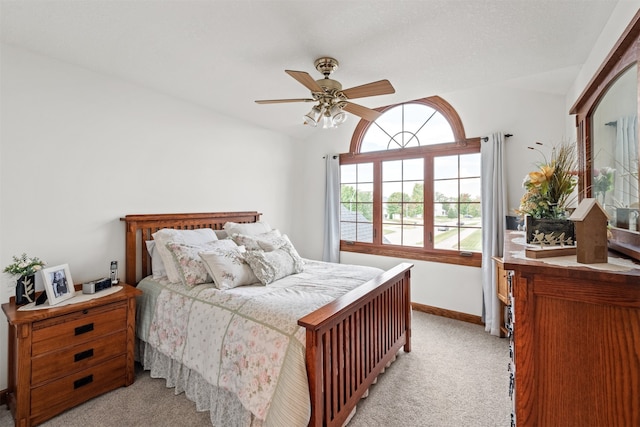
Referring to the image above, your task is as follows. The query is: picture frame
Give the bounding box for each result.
[41,263,75,306]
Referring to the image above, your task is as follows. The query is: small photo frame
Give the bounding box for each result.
[41,264,75,306]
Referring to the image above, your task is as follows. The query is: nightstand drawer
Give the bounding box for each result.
[30,355,126,419]
[32,301,127,355]
[31,330,126,385]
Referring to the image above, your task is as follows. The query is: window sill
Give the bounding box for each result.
[340,242,482,267]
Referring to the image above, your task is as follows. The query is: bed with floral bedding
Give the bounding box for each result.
[122,212,412,427]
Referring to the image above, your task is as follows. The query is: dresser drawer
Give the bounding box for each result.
[31,330,126,385]
[32,301,127,355]
[30,355,126,420]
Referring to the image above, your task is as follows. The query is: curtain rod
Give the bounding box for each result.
[481,133,513,142]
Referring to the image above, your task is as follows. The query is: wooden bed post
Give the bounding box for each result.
[124,219,138,286]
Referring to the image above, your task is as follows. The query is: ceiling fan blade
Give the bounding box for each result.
[255,98,315,104]
[341,79,395,99]
[285,70,324,92]
[342,102,382,122]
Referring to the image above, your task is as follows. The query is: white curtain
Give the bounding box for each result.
[614,116,638,207]
[481,133,507,336]
[322,154,341,263]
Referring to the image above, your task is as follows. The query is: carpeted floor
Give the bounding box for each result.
[0,311,511,427]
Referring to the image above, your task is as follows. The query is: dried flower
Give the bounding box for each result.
[516,141,578,219]
[3,253,46,277]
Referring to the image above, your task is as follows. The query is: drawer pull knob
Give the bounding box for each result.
[73,374,93,389]
[75,323,94,336]
[74,348,94,362]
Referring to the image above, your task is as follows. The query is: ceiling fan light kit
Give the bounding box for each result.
[256,57,395,128]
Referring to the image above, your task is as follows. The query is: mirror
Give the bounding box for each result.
[591,64,639,226]
[571,10,640,261]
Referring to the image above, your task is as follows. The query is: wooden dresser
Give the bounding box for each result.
[502,231,640,427]
[2,284,142,427]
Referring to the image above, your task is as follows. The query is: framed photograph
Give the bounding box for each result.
[41,264,75,306]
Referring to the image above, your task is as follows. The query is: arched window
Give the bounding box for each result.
[340,96,482,267]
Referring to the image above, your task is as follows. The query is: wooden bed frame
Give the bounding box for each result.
[121,211,412,427]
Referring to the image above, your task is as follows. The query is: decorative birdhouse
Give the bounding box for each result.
[570,198,609,263]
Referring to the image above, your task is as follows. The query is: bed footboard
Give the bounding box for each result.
[298,262,412,427]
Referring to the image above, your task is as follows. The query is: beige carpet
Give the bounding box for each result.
[0,311,511,427]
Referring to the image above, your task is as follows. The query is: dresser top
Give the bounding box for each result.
[2,283,141,324]
[502,231,640,283]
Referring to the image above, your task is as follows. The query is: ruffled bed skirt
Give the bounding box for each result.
[137,339,263,427]
[136,339,398,427]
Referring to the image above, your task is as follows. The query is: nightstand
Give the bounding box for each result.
[2,283,142,427]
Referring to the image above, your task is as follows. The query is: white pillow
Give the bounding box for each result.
[223,221,272,236]
[244,236,304,285]
[198,240,259,290]
[231,229,282,251]
[145,240,167,279]
[152,228,218,283]
[165,241,219,287]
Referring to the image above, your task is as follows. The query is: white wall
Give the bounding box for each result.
[0,45,297,389]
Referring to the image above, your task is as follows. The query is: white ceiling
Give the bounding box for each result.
[0,1,624,140]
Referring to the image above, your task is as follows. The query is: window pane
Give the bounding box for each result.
[358,163,373,182]
[460,203,481,221]
[360,125,390,153]
[434,226,459,250]
[383,160,402,181]
[341,164,357,183]
[357,223,374,243]
[402,224,423,247]
[460,153,481,177]
[434,179,458,200]
[382,182,403,200]
[374,106,403,135]
[357,203,373,222]
[341,184,357,204]
[414,110,455,145]
[383,202,403,220]
[460,177,481,199]
[404,181,424,202]
[403,158,423,180]
[340,220,356,241]
[356,183,373,202]
[434,155,458,179]
[459,229,482,252]
[382,223,402,245]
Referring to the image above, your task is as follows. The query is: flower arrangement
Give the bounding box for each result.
[3,253,46,277]
[516,141,578,219]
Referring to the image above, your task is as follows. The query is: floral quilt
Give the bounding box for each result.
[137,259,383,426]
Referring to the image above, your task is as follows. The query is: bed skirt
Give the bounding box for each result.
[136,339,398,427]
[137,339,262,427]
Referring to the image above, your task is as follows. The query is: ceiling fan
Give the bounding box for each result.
[255,57,395,128]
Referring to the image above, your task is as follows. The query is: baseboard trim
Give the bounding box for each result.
[412,302,483,325]
[0,389,7,406]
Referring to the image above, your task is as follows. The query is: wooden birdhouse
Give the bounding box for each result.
[570,198,609,263]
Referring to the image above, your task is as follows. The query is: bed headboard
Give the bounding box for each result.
[120,211,262,285]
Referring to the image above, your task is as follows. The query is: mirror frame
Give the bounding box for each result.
[570,10,640,261]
